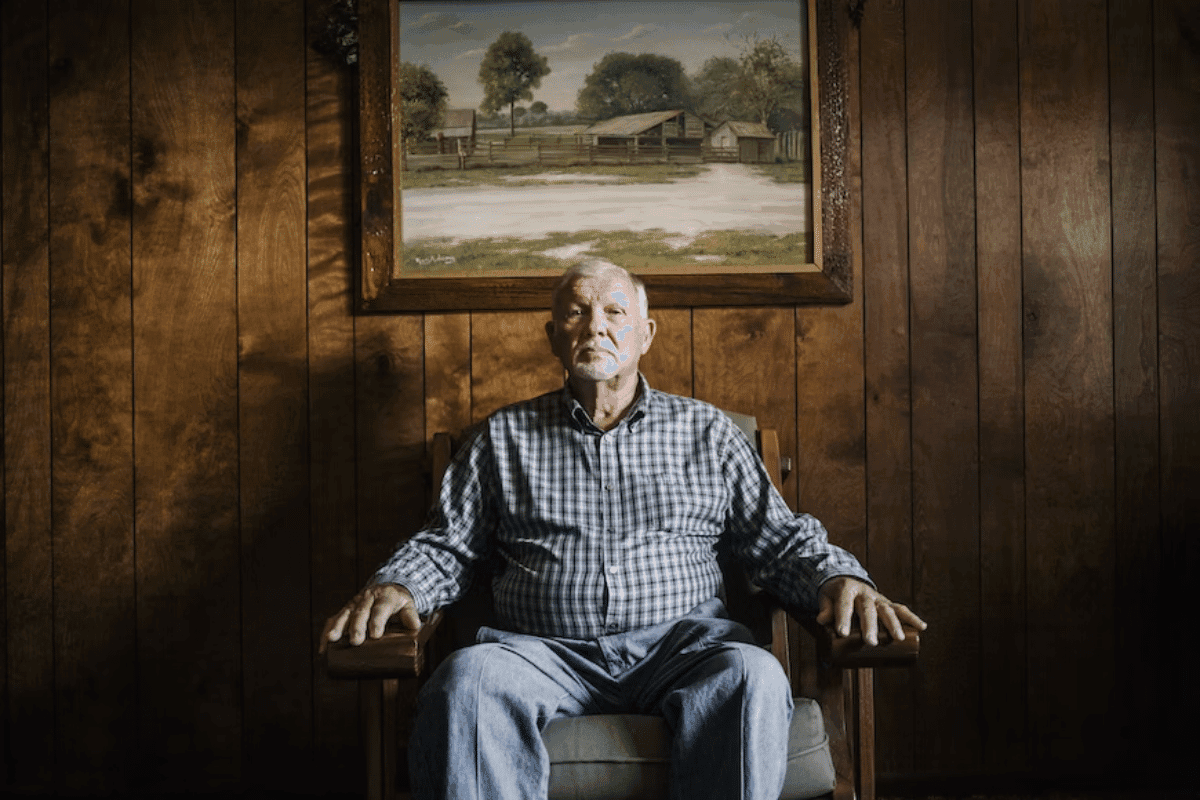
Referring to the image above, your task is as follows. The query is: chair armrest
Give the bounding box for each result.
[760,592,920,669]
[323,610,444,680]
[800,616,921,669]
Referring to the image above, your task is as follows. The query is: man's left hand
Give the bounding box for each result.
[816,577,928,646]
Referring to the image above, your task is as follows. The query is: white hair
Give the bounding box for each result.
[551,261,649,318]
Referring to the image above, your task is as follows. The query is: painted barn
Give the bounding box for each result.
[436,108,476,153]
[709,120,778,163]
[583,109,708,149]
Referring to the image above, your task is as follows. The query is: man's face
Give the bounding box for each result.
[546,272,656,384]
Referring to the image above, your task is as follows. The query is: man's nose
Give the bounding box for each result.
[586,310,607,334]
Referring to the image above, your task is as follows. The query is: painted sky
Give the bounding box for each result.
[397,1,807,112]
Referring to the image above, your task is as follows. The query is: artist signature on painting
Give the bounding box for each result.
[414,255,456,266]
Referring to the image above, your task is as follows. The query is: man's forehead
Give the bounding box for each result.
[562,274,633,307]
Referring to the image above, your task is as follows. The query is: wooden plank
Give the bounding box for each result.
[305,0,363,786]
[1109,0,1161,778]
[130,0,242,789]
[1019,0,1115,774]
[637,307,692,397]
[235,0,312,790]
[354,314,426,800]
[470,310,564,422]
[858,0,914,776]
[693,308,797,509]
[1,0,54,789]
[793,0,867,555]
[905,0,981,773]
[785,8,869,739]
[425,313,472,443]
[46,0,136,791]
[1154,0,1200,777]
[973,0,1028,776]
[355,316,426,580]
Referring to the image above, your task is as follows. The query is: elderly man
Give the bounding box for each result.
[322,263,926,800]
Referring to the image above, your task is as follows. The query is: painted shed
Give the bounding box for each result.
[583,110,708,149]
[709,120,778,163]
[437,109,476,153]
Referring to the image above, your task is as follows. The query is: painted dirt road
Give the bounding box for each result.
[400,163,810,247]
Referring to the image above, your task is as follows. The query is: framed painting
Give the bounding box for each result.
[357,0,853,311]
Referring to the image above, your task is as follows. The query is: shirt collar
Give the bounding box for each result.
[560,373,657,434]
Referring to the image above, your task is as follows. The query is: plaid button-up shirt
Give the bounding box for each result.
[373,377,872,639]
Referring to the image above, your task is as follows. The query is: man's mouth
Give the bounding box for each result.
[579,340,616,355]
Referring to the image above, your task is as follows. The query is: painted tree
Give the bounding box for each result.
[691,55,749,121]
[478,31,551,137]
[398,61,448,167]
[576,53,691,120]
[689,37,806,129]
[734,37,806,125]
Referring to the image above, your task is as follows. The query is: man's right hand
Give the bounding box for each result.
[319,583,420,654]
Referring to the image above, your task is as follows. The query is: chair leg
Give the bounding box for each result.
[856,669,875,800]
[815,663,856,800]
[362,679,399,800]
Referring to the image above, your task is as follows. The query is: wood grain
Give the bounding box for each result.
[305,0,363,787]
[235,0,312,790]
[693,308,798,509]
[355,316,426,579]
[1020,0,1116,774]
[2,0,1197,791]
[1108,0,1161,777]
[973,0,1028,775]
[859,0,914,776]
[131,0,241,788]
[2,0,54,789]
[638,307,692,397]
[470,310,564,422]
[47,0,136,791]
[424,313,473,439]
[906,0,981,772]
[1154,0,1200,777]
[790,9,871,748]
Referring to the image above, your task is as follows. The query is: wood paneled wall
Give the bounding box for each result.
[2,0,1196,794]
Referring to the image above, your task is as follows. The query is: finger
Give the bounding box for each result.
[397,596,421,631]
[815,589,834,626]
[835,586,857,637]
[894,602,928,631]
[368,591,402,639]
[349,594,374,646]
[320,605,353,653]
[856,593,879,646]
[878,602,904,642]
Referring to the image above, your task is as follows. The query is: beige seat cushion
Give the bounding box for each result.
[543,697,835,800]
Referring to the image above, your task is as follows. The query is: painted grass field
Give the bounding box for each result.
[398,162,811,276]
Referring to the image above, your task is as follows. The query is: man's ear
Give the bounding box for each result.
[640,317,657,354]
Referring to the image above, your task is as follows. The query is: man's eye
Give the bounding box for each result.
[566,308,582,317]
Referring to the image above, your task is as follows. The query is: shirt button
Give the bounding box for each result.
[608,565,620,574]
[604,484,613,491]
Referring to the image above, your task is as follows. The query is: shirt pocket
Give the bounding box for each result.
[632,465,727,535]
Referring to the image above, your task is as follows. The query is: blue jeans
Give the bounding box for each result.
[409,598,793,799]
